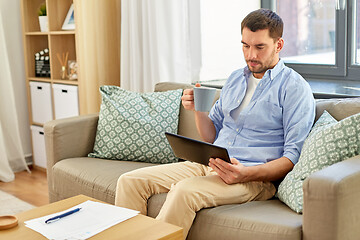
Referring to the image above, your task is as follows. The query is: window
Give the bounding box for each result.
[277,0,336,65]
[197,0,260,82]
[348,0,360,79]
[356,1,360,65]
[196,0,360,83]
[264,0,360,81]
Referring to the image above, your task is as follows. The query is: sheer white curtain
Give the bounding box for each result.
[0,0,30,182]
[121,0,197,92]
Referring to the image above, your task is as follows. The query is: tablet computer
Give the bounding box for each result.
[165,132,231,165]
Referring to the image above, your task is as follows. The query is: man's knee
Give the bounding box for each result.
[117,170,149,189]
[117,167,151,184]
[168,178,204,208]
[117,172,133,186]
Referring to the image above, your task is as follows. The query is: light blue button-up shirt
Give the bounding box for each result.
[209,60,315,166]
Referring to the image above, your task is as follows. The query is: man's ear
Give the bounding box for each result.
[276,38,284,53]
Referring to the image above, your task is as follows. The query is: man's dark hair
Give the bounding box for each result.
[241,9,283,40]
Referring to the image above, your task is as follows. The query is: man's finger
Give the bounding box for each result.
[230,158,239,165]
[183,88,194,95]
[215,158,235,171]
[209,159,226,174]
[181,94,194,101]
[211,158,231,174]
[210,163,227,180]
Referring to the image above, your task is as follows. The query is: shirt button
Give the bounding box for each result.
[228,142,231,145]
[227,113,230,116]
[237,100,240,103]
[236,128,239,132]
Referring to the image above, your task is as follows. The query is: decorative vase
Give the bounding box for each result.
[38,16,48,32]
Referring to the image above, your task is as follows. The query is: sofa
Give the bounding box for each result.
[44,82,360,240]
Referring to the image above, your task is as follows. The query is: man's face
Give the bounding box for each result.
[241,27,283,79]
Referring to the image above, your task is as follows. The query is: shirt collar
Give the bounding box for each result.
[244,59,285,81]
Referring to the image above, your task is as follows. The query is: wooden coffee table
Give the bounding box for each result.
[1,195,183,240]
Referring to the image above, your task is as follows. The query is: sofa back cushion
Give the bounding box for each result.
[155,82,221,140]
[315,98,360,121]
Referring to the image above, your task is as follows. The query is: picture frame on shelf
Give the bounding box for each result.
[62,4,75,30]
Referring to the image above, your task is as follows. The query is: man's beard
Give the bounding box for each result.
[246,49,277,75]
[246,60,267,74]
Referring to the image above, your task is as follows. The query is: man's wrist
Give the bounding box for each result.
[237,164,267,183]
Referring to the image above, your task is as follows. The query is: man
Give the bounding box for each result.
[115,9,315,238]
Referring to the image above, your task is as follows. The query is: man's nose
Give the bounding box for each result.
[247,47,257,60]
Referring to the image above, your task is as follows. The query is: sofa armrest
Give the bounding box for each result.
[302,155,360,240]
[44,113,99,201]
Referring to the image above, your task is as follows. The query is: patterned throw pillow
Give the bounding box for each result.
[277,110,360,213]
[88,86,183,164]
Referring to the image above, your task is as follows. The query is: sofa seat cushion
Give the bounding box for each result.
[52,158,156,204]
[148,194,302,240]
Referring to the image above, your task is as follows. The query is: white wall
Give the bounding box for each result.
[0,0,32,159]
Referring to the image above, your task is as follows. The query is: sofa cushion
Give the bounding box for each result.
[52,158,156,204]
[148,194,302,240]
[88,86,183,164]
[278,111,360,213]
[315,98,360,121]
[189,200,302,240]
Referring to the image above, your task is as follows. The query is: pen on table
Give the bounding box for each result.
[45,207,82,224]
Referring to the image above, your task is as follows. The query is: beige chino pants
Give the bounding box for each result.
[115,161,276,239]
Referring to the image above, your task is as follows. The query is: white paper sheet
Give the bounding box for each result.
[25,200,139,240]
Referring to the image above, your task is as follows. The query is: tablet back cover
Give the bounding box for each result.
[165,132,230,165]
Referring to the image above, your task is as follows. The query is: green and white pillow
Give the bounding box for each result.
[277,110,360,213]
[88,86,183,164]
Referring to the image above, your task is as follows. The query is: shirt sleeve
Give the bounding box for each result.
[282,75,316,165]
[208,92,224,140]
[208,74,237,140]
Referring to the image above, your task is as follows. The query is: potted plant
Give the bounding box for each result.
[38,2,48,32]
